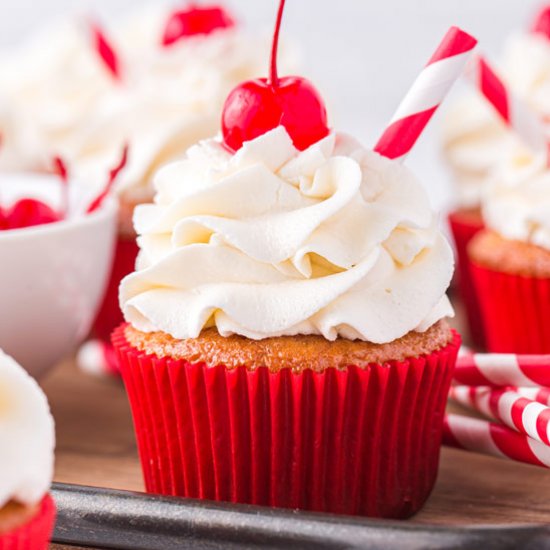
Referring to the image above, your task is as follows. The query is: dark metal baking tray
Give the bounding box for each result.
[51,483,550,550]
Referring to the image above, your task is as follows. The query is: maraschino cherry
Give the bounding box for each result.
[222,0,329,152]
[162,4,235,47]
[7,199,61,230]
[532,6,550,39]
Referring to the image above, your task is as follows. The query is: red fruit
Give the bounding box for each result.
[7,199,61,230]
[162,4,235,47]
[532,6,550,39]
[221,0,329,152]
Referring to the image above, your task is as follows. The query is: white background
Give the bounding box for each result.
[0,0,543,208]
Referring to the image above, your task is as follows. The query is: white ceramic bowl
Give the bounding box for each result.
[0,173,117,378]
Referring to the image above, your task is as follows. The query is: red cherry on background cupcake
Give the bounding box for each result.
[222,0,329,152]
[7,199,61,230]
[532,6,550,39]
[162,4,235,47]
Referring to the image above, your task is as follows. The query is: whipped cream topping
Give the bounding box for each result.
[483,150,550,251]
[0,349,55,508]
[121,127,454,343]
[442,31,550,208]
[0,8,298,205]
[0,19,116,173]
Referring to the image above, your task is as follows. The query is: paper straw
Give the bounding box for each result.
[468,55,546,152]
[374,26,477,161]
[443,414,550,468]
[454,352,550,388]
[450,386,550,446]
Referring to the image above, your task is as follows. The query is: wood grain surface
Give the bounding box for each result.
[42,356,550,550]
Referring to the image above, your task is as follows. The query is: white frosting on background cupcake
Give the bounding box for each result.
[121,127,454,343]
[0,6,298,205]
[483,150,550,251]
[0,349,55,508]
[442,30,550,208]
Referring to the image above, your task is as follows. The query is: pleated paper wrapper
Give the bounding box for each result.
[471,261,550,353]
[113,325,460,519]
[0,496,55,550]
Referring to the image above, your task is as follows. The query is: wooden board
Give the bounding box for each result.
[42,358,550,550]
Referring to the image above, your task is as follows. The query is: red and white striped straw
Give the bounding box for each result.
[449,386,550,446]
[374,26,477,161]
[468,55,546,152]
[443,414,550,469]
[454,352,550,388]
[513,386,550,406]
[531,5,550,40]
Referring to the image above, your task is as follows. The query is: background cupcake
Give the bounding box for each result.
[441,4,550,347]
[0,349,56,549]
[469,149,550,353]
[114,119,459,518]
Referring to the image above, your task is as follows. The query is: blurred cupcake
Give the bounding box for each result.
[0,349,56,549]
[61,3,298,374]
[469,149,550,353]
[113,125,459,518]
[441,7,550,347]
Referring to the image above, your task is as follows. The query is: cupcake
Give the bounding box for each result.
[441,6,550,347]
[469,150,550,353]
[0,18,117,174]
[113,110,459,517]
[0,349,56,549]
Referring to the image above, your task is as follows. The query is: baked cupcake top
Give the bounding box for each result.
[0,350,55,508]
[120,126,454,344]
[483,150,550,251]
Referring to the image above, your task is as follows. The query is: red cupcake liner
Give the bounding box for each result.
[91,234,139,342]
[81,234,139,375]
[113,325,460,518]
[448,209,485,348]
[0,495,56,550]
[470,261,550,353]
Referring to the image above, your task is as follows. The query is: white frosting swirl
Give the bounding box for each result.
[0,349,55,508]
[483,150,550,251]
[441,92,521,207]
[121,127,454,343]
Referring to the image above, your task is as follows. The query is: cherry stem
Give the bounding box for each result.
[269,0,286,88]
